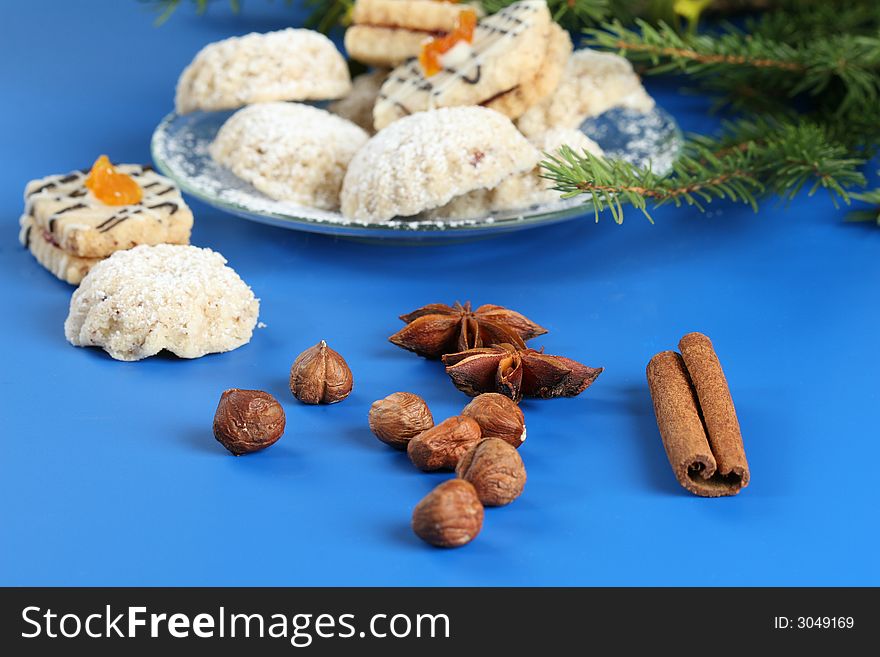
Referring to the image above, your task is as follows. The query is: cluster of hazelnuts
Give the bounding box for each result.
[211,339,527,549]
[369,391,527,548]
[211,340,353,454]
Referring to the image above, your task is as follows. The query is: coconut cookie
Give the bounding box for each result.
[19,159,193,284]
[65,245,259,361]
[340,106,539,222]
[210,102,369,210]
[328,69,389,133]
[372,0,552,131]
[492,128,604,211]
[517,48,655,138]
[175,29,351,114]
[427,128,603,219]
[345,0,475,68]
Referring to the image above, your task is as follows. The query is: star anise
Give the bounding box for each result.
[389,301,548,359]
[442,343,603,402]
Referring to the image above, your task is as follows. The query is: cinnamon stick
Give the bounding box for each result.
[679,332,749,491]
[646,334,749,497]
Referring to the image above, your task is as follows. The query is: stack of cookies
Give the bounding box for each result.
[344,0,484,68]
[19,162,194,285]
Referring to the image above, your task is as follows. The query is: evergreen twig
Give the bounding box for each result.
[541,119,865,223]
[848,187,880,225]
[586,20,880,114]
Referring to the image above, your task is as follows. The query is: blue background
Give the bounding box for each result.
[1,1,878,586]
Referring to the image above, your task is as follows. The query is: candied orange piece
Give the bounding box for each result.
[85,155,142,206]
[419,8,478,77]
[456,7,477,41]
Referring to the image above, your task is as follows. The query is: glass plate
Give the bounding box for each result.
[151,106,681,243]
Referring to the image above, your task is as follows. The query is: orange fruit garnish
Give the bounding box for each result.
[419,8,478,77]
[84,155,143,206]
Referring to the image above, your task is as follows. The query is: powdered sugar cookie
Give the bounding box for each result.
[428,128,603,218]
[328,69,389,133]
[210,102,369,210]
[175,29,351,114]
[517,48,655,138]
[65,245,259,361]
[492,128,604,210]
[373,0,551,130]
[340,106,539,222]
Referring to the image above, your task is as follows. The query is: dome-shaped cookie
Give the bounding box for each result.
[427,128,603,219]
[65,245,259,361]
[328,69,388,134]
[175,29,351,114]
[340,107,539,222]
[517,48,655,138]
[210,102,369,210]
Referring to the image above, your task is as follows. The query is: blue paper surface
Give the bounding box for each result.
[1,0,878,586]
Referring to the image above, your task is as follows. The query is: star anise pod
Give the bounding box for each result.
[389,301,548,359]
[442,343,603,402]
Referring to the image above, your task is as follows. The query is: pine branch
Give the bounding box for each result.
[481,0,618,31]
[304,0,354,33]
[540,118,865,223]
[586,20,880,114]
[746,2,880,44]
[848,187,880,225]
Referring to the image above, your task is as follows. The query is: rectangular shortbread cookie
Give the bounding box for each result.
[23,164,193,259]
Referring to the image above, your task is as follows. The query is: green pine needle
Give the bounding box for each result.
[586,19,880,115]
[541,118,865,223]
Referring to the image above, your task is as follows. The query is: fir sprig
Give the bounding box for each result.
[481,0,617,31]
[849,187,880,225]
[586,20,880,114]
[303,0,354,33]
[541,119,865,223]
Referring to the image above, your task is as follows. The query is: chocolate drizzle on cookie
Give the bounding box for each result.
[375,1,544,125]
[53,202,88,217]
[146,202,179,215]
[28,181,56,197]
[129,164,154,177]
[98,207,146,233]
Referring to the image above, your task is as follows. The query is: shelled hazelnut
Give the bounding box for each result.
[407,416,482,471]
[412,479,484,548]
[368,392,434,449]
[213,389,286,455]
[289,340,353,404]
[461,393,526,448]
[456,438,526,506]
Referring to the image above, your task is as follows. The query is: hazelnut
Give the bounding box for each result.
[412,479,484,548]
[407,416,482,471]
[369,392,434,449]
[213,389,286,455]
[456,438,526,506]
[289,340,353,404]
[461,393,526,448]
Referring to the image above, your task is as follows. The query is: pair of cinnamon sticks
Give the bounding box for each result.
[647,332,750,497]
